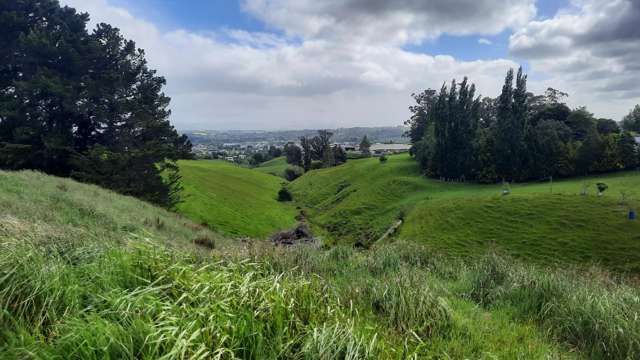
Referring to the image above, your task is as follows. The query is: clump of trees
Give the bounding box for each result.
[407,68,639,183]
[622,105,640,132]
[250,146,282,166]
[283,130,346,171]
[0,0,191,207]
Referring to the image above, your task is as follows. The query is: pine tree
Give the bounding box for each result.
[359,135,371,156]
[0,0,190,207]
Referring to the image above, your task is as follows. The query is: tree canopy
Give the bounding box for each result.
[406,68,639,183]
[0,0,190,206]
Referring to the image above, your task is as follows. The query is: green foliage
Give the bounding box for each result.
[284,143,303,167]
[176,160,297,238]
[0,0,190,207]
[378,155,388,163]
[299,131,347,170]
[254,242,598,358]
[359,135,372,156]
[283,165,304,181]
[2,170,639,359]
[254,156,290,178]
[291,154,640,271]
[466,254,640,359]
[596,182,608,195]
[621,105,640,132]
[277,186,293,202]
[409,68,636,183]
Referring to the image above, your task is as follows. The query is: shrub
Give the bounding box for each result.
[277,187,293,202]
[379,155,388,163]
[284,166,304,181]
[310,161,324,170]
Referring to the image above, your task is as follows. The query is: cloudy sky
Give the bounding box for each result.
[61,0,640,130]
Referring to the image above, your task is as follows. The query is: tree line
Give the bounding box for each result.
[284,130,347,172]
[0,0,191,206]
[407,68,640,183]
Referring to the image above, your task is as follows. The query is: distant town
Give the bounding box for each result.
[184,126,411,163]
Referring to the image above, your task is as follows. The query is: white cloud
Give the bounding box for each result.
[61,0,519,130]
[60,0,638,129]
[478,38,493,45]
[242,0,536,45]
[510,0,640,119]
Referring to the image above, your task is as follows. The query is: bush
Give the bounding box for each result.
[277,187,293,202]
[379,155,388,163]
[310,161,324,170]
[284,166,304,181]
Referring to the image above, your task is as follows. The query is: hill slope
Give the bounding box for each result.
[0,170,225,250]
[290,154,640,272]
[0,170,373,358]
[177,160,297,238]
[1,170,637,359]
[254,156,289,178]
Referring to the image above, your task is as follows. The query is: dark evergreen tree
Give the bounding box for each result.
[333,145,347,165]
[495,69,515,180]
[617,132,639,169]
[415,78,479,180]
[284,143,303,166]
[359,135,371,156]
[596,118,620,135]
[404,89,437,143]
[566,107,596,141]
[300,137,312,171]
[621,105,640,132]
[0,0,190,207]
[576,127,604,174]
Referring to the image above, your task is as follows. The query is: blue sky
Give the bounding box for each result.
[66,0,639,130]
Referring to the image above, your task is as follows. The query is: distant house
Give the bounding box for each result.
[369,143,411,155]
[634,136,640,145]
[225,156,235,162]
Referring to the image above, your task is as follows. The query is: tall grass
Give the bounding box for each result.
[0,238,381,359]
[467,254,640,359]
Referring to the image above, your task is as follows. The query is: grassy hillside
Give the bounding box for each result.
[177,160,297,238]
[0,170,225,250]
[0,170,373,358]
[1,170,638,359]
[254,156,289,178]
[290,154,640,272]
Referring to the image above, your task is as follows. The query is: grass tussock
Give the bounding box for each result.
[0,239,382,359]
[467,254,640,359]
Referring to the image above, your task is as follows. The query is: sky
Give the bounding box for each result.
[60,0,640,130]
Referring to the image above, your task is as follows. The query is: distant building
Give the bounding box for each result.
[369,143,411,154]
[634,136,640,144]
